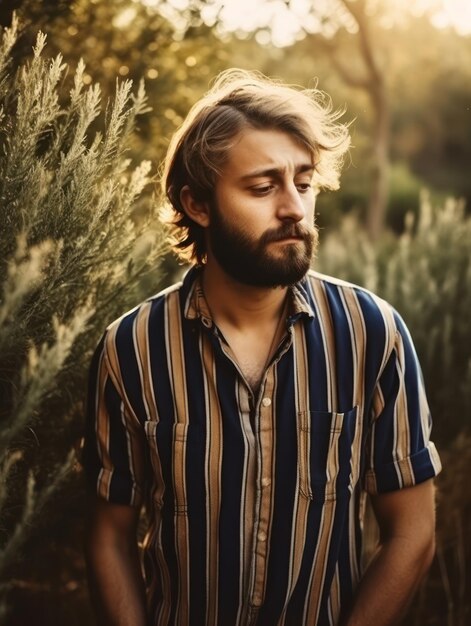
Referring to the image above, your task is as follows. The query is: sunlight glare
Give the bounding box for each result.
[433,0,471,34]
[137,0,471,40]
[113,6,138,29]
[208,0,329,46]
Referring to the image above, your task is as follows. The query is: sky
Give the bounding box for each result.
[139,0,471,47]
[428,0,471,33]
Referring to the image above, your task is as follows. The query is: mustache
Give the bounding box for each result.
[260,223,316,245]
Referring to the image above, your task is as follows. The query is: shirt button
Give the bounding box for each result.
[257,531,267,542]
[252,594,262,606]
[261,397,271,407]
[261,477,271,487]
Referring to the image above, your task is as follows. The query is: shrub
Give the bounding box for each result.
[0,18,167,619]
[317,190,471,446]
[317,191,471,625]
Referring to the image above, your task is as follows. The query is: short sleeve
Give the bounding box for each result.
[364,311,441,494]
[82,333,146,507]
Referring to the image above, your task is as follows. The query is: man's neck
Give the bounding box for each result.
[201,261,289,330]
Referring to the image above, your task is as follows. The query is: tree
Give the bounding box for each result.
[313,0,390,239]
[182,0,456,238]
[169,0,391,236]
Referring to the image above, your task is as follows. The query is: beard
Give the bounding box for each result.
[208,202,318,288]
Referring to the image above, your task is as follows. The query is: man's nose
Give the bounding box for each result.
[276,185,306,222]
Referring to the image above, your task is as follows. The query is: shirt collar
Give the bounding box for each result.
[183,267,213,327]
[183,266,315,325]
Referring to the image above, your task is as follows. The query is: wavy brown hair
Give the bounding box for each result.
[161,69,351,265]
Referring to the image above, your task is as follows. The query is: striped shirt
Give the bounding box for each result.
[84,266,441,626]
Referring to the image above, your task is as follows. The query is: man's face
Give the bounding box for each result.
[207,128,318,288]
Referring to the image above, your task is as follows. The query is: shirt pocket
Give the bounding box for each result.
[172,423,190,515]
[298,406,360,502]
[144,420,201,515]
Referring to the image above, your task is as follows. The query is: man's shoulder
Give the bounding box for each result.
[103,277,185,344]
[304,269,398,333]
[306,269,388,303]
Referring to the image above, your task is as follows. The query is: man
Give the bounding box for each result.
[84,69,441,626]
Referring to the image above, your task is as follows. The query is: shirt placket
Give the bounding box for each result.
[209,318,295,622]
[246,330,295,620]
[249,367,275,611]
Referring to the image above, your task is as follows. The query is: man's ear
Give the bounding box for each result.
[180,186,210,228]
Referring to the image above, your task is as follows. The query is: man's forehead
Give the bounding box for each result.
[239,163,314,182]
[222,128,314,178]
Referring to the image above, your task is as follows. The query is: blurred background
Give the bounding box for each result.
[0,0,470,624]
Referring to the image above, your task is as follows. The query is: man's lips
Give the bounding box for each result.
[269,236,304,243]
[261,225,313,246]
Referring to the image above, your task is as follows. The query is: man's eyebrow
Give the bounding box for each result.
[239,163,314,181]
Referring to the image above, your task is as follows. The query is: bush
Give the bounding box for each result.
[0,19,167,621]
[318,190,471,446]
[317,191,471,625]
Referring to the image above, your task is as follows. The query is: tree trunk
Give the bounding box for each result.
[367,79,390,240]
[332,0,391,239]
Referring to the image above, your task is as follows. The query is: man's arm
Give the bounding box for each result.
[85,496,148,626]
[342,478,436,626]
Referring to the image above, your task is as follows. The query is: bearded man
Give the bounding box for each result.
[84,69,441,626]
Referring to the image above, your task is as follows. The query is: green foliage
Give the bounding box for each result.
[317,192,471,625]
[266,16,471,222]
[318,191,471,445]
[20,0,231,168]
[385,161,423,232]
[0,19,167,618]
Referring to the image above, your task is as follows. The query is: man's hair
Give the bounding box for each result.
[161,68,351,265]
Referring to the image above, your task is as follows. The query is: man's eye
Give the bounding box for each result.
[296,183,312,192]
[252,185,274,195]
